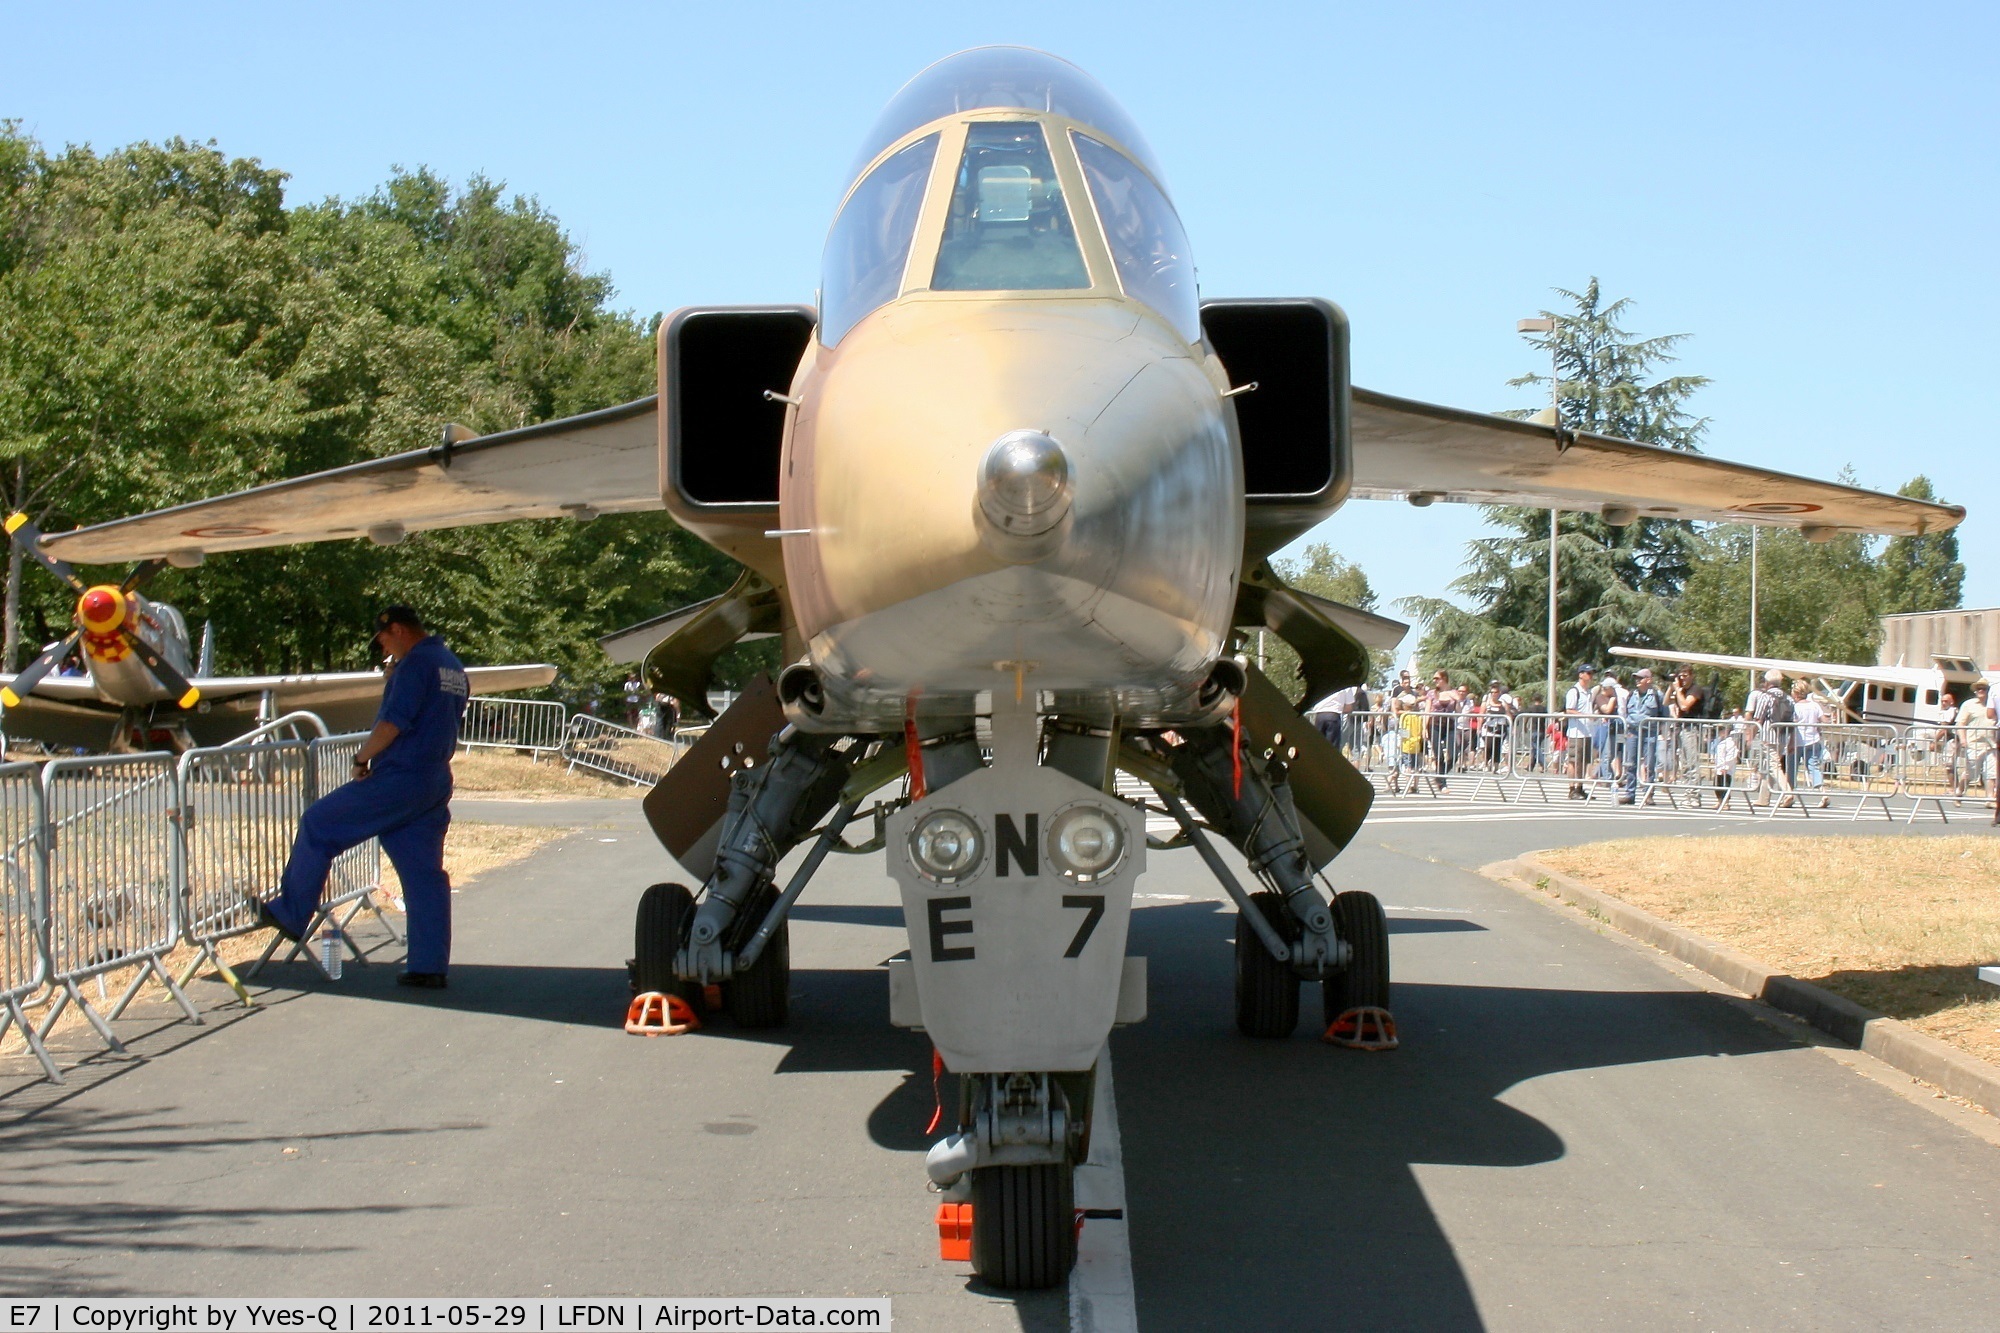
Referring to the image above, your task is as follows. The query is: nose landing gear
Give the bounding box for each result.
[927,1071,1084,1290]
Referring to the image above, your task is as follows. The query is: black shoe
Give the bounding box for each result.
[253,900,301,943]
[397,972,448,989]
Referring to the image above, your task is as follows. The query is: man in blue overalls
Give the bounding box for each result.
[260,606,470,987]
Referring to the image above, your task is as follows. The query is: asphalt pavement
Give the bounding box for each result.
[3,796,1997,1331]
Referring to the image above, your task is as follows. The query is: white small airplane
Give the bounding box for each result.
[1607,645,1988,725]
[0,512,555,751]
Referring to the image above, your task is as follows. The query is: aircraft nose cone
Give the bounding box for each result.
[977,430,1071,538]
[78,586,124,632]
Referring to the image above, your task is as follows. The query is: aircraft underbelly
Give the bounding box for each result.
[785,298,1241,722]
[812,565,1212,696]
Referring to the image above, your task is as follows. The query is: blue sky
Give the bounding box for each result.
[7,2,1995,627]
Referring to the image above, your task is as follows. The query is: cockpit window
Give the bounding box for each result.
[850,46,1162,183]
[1072,133,1200,341]
[930,123,1089,293]
[819,134,938,346]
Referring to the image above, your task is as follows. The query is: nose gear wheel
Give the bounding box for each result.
[970,1160,1076,1290]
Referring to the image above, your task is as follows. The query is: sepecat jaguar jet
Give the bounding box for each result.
[37,46,1964,1289]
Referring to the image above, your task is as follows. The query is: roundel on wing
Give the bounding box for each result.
[1731,503,1823,515]
[182,524,277,538]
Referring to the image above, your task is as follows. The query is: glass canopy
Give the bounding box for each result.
[847,46,1163,184]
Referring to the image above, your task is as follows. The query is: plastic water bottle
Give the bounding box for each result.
[318,924,343,980]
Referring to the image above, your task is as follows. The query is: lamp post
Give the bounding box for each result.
[1748,524,1760,704]
[1518,316,1559,719]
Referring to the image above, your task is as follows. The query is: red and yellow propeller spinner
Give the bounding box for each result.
[0,513,200,711]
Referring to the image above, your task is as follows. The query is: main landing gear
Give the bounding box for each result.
[631,727,854,1029]
[1162,723,1396,1047]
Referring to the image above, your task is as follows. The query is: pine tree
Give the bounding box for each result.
[1399,280,1708,696]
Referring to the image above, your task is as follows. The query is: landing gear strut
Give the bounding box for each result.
[1161,721,1395,1041]
[632,726,853,1029]
[927,1072,1080,1290]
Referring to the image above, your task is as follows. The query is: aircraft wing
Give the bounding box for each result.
[1606,646,1936,686]
[190,664,559,709]
[37,399,662,563]
[1350,388,1965,537]
[0,673,108,703]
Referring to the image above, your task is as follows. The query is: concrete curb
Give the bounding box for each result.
[1488,854,2000,1119]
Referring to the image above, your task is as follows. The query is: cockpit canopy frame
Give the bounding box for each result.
[819,47,1198,347]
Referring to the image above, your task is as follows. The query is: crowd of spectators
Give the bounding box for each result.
[1310,661,1997,810]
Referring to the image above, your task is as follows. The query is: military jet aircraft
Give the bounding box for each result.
[34,46,1964,1288]
[0,512,555,750]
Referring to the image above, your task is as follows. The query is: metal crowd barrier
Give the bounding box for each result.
[459,696,569,757]
[1323,706,1994,822]
[36,753,201,1054]
[0,731,392,1085]
[561,713,684,787]
[0,763,54,1080]
[178,738,313,1002]
[243,735,397,980]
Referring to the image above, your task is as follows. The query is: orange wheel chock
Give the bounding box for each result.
[936,1202,973,1262]
[702,983,724,1012]
[625,991,700,1036]
[1324,1006,1398,1050]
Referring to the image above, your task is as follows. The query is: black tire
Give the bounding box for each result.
[1324,889,1391,1022]
[723,888,790,1028]
[970,1161,1076,1290]
[1235,890,1301,1038]
[634,882,699,1007]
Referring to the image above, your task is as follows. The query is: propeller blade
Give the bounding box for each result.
[120,627,202,710]
[3,513,89,595]
[119,558,167,594]
[2,629,83,708]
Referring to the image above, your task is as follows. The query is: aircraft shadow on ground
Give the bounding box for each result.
[1111,899,1803,1332]
[0,1102,455,1291]
[244,957,939,1148]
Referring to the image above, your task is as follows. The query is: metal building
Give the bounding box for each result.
[1878,607,2000,672]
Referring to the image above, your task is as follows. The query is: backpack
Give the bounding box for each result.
[1764,687,1794,726]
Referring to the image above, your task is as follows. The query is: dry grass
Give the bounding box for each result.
[2,821,567,1060]
[451,749,645,799]
[1538,836,2000,1066]
[376,820,568,898]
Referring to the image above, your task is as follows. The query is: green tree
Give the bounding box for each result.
[0,125,735,700]
[1258,544,1387,698]
[1672,525,1882,665]
[0,128,314,667]
[1399,279,1708,698]
[1664,473,1963,670]
[1875,475,1964,614]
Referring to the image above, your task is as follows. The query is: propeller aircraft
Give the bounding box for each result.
[33,47,1965,1288]
[1608,644,1989,726]
[0,512,556,751]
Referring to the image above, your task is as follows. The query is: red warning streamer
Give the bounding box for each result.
[1230,695,1244,801]
[924,1047,945,1134]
